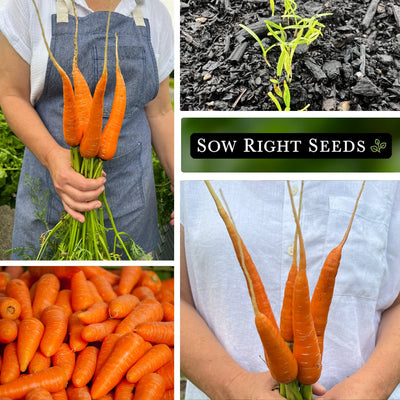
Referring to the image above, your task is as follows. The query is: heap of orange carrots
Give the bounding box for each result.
[31,0,142,260]
[0,266,174,400]
[205,180,365,400]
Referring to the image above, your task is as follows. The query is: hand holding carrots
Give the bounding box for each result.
[46,146,106,222]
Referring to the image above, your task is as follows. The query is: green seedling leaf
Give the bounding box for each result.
[283,80,291,110]
[239,24,267,55]
[273,83,283,97]
[268,91,283,111]
[277,46,288,78]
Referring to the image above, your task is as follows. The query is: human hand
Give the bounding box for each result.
[169,211,174,226]
[47,147,106,223]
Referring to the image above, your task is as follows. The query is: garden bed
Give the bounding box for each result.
[180,0,400,111]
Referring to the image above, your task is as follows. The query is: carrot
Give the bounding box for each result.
[32,274,60,318]
[68,313,88,352]
[287,181,322,386]
[97,395,114,400]
[70,271,95,312]
[0,297,21,320]
[18,270,35,288]
[156,289,174,305]
[97,32,126,161]
[81,318,119,342]
[25,388,53,400]
[39,305,68,357]
[89,274,117,303]
[160,278,174,293]
[0,272,11,290]
[0,366,67,399]
[94,333,121,379]
[17,317,44,372]
[6,279,33,319]
[114,379,135,400]
[31,0,82,147]
[77,301,109,324]
[90,332,147,399]
[311,181,365,354]
[79,267,119,286]
[118,266,142,295]
[132,286,157,301]
[87,280,104,303]
[27,267,81,280]
[71,346,99,388]
[156,359,174,390]
[135,322,174,347]
[204,181,279,331]
[126,344,172,384]
[55,290,73,319]
[51,389,68,400]
[161,389,174,400]
[161,302,174,322]
[116,299,164,335]
[109,294,140,319]
[0,342,20,384]
[28,350,51,374]
[134,373,166,400]
[71,0,92,136]
[66,385,91,400]
[138,271,162,295]
[51,343,76,382]
[4,266,23,280]
[0,397,13,400]
[0,319,18,343]
[79,4,112,159]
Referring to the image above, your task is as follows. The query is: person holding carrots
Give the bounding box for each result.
[0,0,174,259]
[181,180,400,400]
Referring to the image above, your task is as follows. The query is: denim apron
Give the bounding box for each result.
[11,2,160,260]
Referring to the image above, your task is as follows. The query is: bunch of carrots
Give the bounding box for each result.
[205,180,365,400]
[0,265,174,399]
[31,0,144,260]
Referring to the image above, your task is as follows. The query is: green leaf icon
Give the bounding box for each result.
[371,139,386,153]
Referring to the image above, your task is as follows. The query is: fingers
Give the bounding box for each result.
[312,382,327,397]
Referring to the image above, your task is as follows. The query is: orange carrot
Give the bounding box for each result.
[28,351,51,374]
[156,289,174,305]
[68,313,88,352]
[25,388,53,400]
[311,181,365,354]
[77,301,109,324]
[94,333,121,378]
[81,318,119,342]
[118,266,142,295]
[71,346,99,388]
[51,389,68,400]
[40,305,68,357]
[79,267,119,286]
[116,299,164,335]
[6,279,33,319]
[32,274,60,318]
[51,343,76,382]
[205,181,279,331]
[89,274,117,303]
[161,302,174,322]
[66,385,91,400]
[31,0,82,147]
[114,378,135,400]
[0,366,67,399]
[0,342,20,384]
[134,373,166,400]
[70,271,95,312]
[55,290,73,319]
[0,297,21,320]
[79,5,112,158]
[126,344,172,384]
[138,271,162,295]
[27,267,81,280]
[132,286,157,301]
[156,359,174,390]
[17,317,44,372]
[86,280,104,303]
[135,322,174,347]
[161,389,174,400]
[0,272,11,290]
[4,266,23,280]
[0,319,18,344]
[90,332,147,399]
[160,278,174,293]
[287,181,322,385]
[97,32,126,161]
[109,294,140,319]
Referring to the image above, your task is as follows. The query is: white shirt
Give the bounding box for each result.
[181,180,400,400]
[0,0,173,104]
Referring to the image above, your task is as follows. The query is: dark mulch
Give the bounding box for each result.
[180,0,400,111]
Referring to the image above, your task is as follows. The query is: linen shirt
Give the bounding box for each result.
[0,0,174,104]
[181,180,400,400]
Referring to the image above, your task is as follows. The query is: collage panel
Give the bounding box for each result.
[180,179,400,400]
[181,0,400,111]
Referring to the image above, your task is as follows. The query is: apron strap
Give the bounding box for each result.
[56,0,73,23]
[132,4,146,27]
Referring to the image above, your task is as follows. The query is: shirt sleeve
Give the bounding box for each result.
[146,0,174,83]
[0,0,32,64]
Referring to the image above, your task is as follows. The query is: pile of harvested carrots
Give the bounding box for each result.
[206,180,365,400]
[0,266,174,399]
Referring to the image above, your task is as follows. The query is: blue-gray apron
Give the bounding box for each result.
[11,7,160,260]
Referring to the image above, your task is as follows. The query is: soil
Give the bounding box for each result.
[180,0,400,111]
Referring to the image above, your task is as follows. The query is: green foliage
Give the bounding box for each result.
[0,110,24,208]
